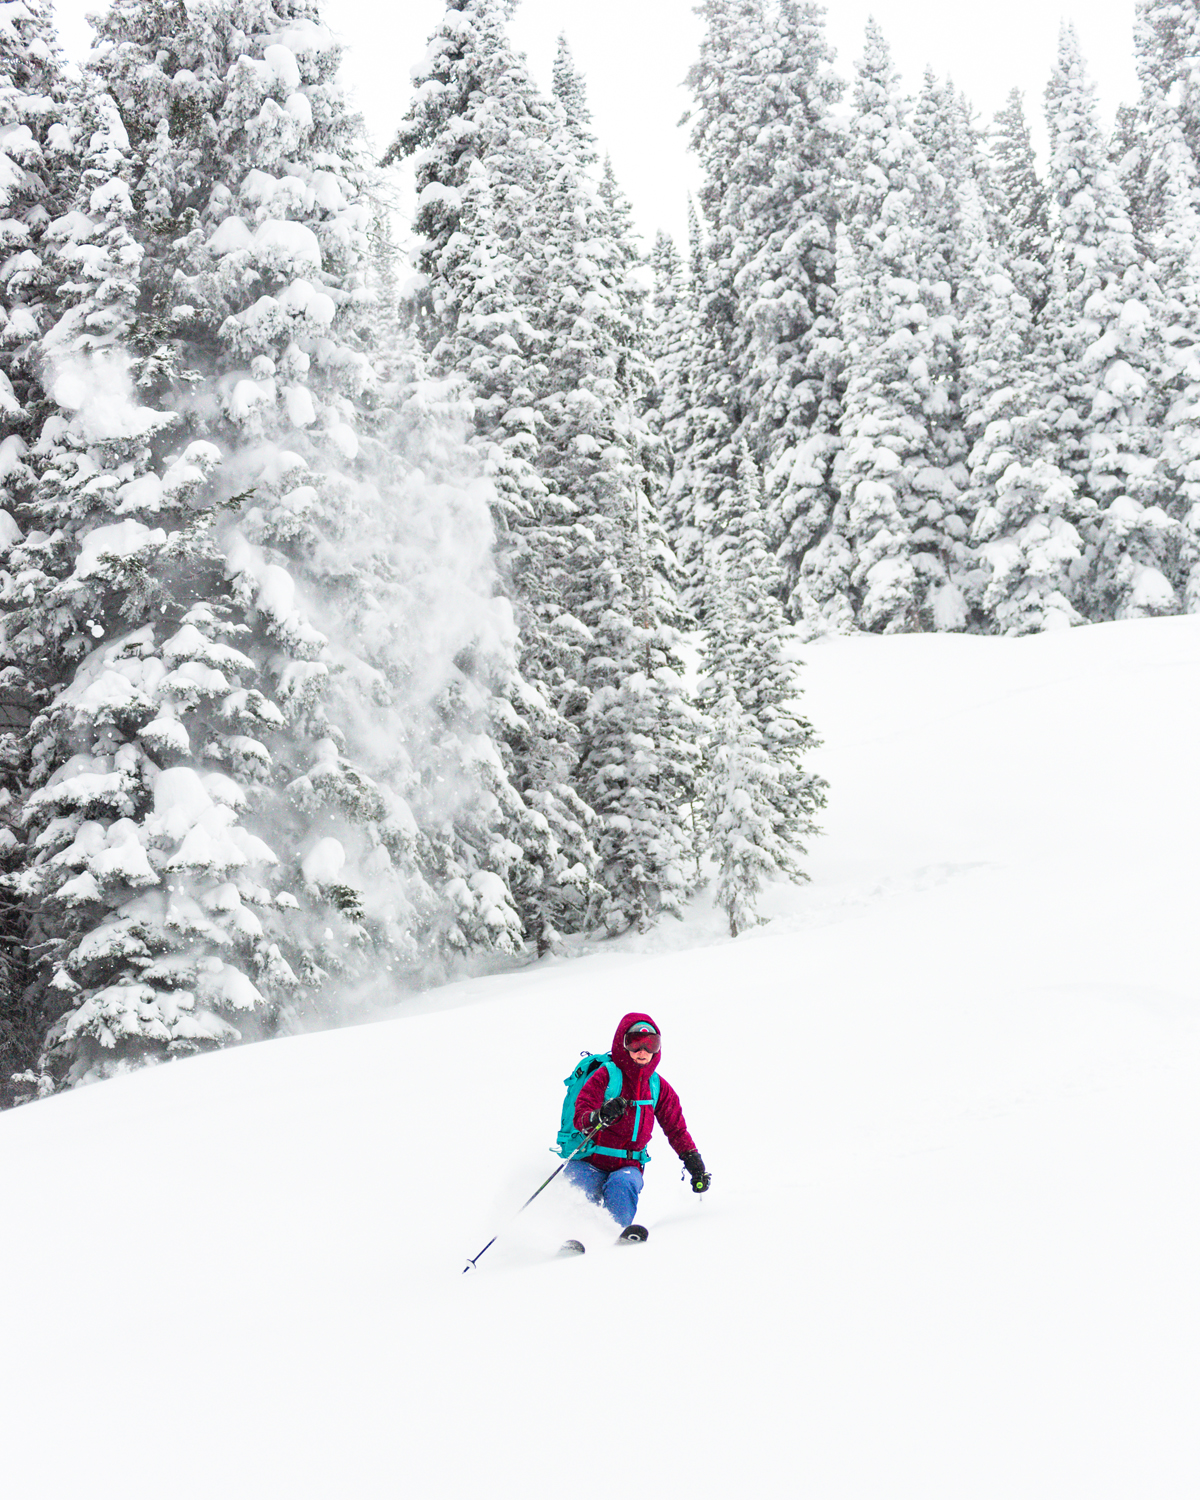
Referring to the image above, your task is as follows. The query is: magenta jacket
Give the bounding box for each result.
[574,1011,697,1173]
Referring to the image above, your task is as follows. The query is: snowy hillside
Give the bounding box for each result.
[3,617,1199,1499]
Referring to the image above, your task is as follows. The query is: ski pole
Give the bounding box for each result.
[462,1121,606,1274]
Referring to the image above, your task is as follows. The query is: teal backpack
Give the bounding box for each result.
[555,1051,662,1164]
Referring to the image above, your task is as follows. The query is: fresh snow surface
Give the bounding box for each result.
[3,616,1199,1499]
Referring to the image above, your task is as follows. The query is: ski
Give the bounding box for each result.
[617,1224,649,1244]
[558,1239,586,1257]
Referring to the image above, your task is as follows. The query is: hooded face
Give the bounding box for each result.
[612,1011,661,1082]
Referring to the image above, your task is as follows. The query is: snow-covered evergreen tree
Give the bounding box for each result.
[1123,4,1200,256]
[389,3,701,937]
[906,70,991,628]
[1148,139,1200,609]
[702,448,824,935]
[963,27,1180,632]
[2,72,294,1085]
[1,0,571,1090]
[1127,0,1200,610]
[676,0,766,614]
[736,1,842,539]
[382,0,556,557]
[798,22,953,635]
[598,152,651,394]
[703,686,787,938]
[1041,24,1177,621]
[535,38,702,933]
[684,0,844,622]
[960,179,1087,635]
[385,0,606,950]
[0,0,76,1094]
[645,227,692,460]
[1112,101,1151,250]
[660,198,719,611]
[0,0,72,475]
[1134,0,1200,174]
[991,89,1052,318]
[551,31,595,167]
[573,589,702,934]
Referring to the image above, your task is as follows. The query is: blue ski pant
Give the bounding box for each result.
[564,1159,643,1227]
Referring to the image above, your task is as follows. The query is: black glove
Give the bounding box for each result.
[682,1150,711,1193]
[591,1097,627,1129]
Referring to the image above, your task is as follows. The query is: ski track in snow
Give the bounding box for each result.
[2,616,1199,1498]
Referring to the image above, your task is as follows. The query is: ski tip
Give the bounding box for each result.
[617,1224,649,1244]
[558,1239,586,1257]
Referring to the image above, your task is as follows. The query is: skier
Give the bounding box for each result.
[565,1012,710,1243]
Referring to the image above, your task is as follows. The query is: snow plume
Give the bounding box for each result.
[44,351,170,448]
[222,392,511,785]
[317,399,511,715]
[213,369,526,1021]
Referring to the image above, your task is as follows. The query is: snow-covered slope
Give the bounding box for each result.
[4,617,1198,1499]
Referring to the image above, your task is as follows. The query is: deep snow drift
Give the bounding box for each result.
[3,616,1198,1499]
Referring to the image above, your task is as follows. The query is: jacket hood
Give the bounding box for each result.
[611,1011,661,1089]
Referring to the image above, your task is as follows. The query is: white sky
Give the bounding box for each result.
[55,0,1140,249]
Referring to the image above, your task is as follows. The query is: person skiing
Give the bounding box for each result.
[564,1011,710,1242]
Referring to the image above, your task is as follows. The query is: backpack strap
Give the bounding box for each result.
[590,1070,662,1166]
[629,1072,660,1142]
[572,1060,624,1161]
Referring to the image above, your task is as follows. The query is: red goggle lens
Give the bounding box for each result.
[624,1031,661,1053]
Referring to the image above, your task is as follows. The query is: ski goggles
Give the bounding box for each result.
[623,1030,661,1053]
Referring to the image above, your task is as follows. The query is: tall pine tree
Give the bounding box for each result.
[1041,24,1177,621]
[0,0,75,1096]
[991,89,1052,318]
[537,36,701,933]
[702,447,824,935]
[683,0,843,623]
[1129,0,1200,611]
[385,0,604,950]
[798,22,946,635]
[960,172,1086,634]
